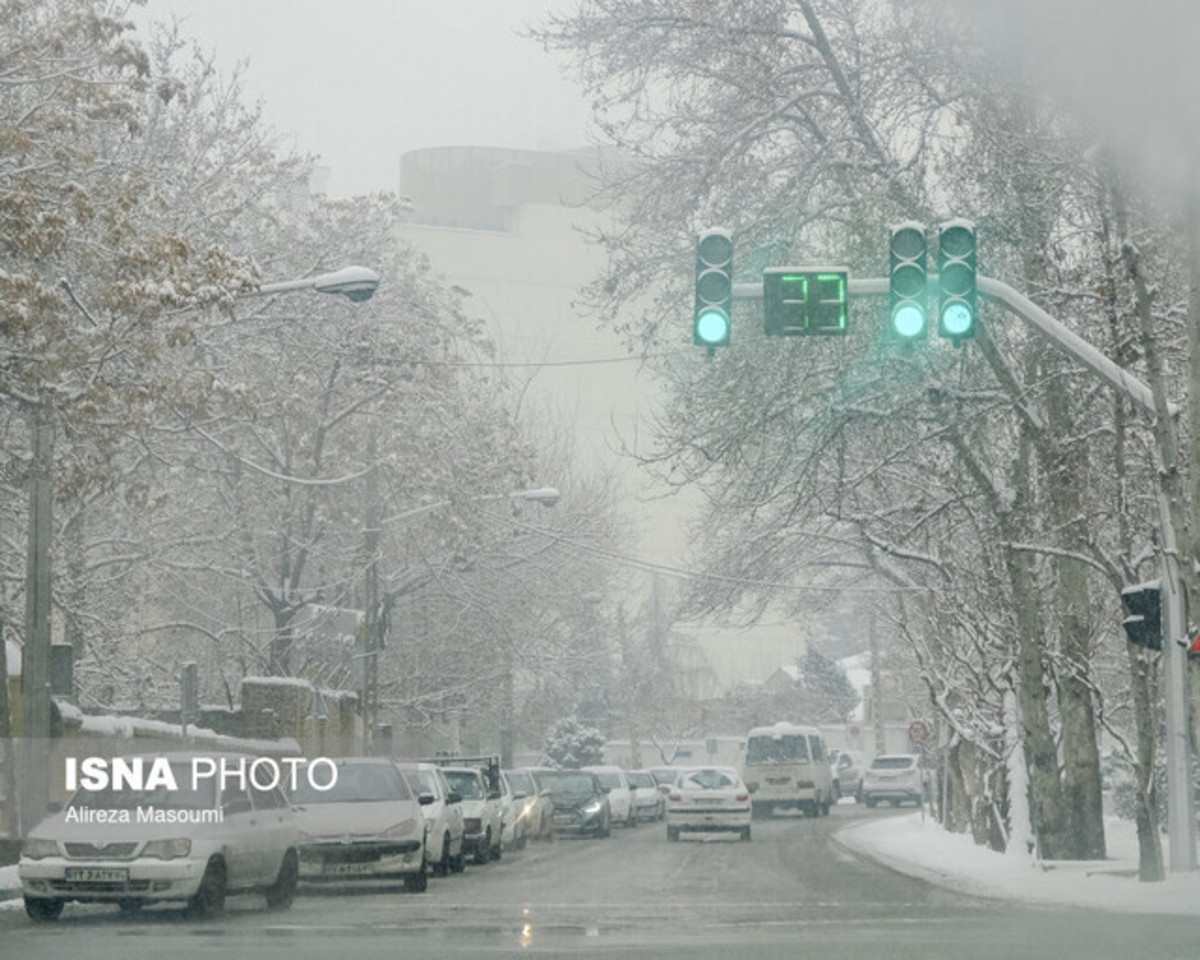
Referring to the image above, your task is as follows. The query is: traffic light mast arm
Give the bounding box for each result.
[735,275,1166,417]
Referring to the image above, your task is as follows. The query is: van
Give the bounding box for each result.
[739,722,835,818]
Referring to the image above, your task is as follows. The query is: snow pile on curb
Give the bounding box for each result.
[837,812,1200,915]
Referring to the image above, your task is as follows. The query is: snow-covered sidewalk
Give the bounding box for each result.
[836,811,1200,915]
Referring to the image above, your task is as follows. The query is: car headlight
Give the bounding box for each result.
[142,838,192,860]
[21,839,58,860]
[384,819,419,839]
[582,801,603,815]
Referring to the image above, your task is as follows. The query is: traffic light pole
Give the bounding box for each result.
[732,271,1197,871]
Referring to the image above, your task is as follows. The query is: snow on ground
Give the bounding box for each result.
[837,811,1200,915]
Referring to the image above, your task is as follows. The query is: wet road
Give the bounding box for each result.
[3,804,1199,959]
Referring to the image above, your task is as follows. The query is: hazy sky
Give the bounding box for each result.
[139,0,592,198]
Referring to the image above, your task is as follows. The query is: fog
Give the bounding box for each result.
[961,0,1200,198]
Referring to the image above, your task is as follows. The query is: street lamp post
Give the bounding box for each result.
[365,486,560,755]
[18,266,379,830]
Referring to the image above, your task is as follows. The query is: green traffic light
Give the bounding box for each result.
[892,303,926,338]
[695,308,730,345]
[941,302,973,336]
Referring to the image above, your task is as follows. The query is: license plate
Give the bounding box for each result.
[64,867,127,883]
[766,777,789,785]
[322,861,378,876]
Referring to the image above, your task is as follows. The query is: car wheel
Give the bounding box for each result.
[740,825,751,842]
[475,828,492,864]
[265,849,298,911]
[404,865,428,893]
[117,898,144,916]
[24,897,64,922]
[184,858,227,920]
[434,832,452,876]
[833,780,842,800]
[450,846,466,873]
[855,786,864,804]
[865,796,877,809]
[667,826,680,842]
[627,810,637,828]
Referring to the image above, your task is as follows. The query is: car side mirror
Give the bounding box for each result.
[513,791,527,801]
[602,786,611,794]
[418,793,435,806]
[446,791,462,804]
[487,789,501,801]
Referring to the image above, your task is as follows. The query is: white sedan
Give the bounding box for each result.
[665,767,752,842]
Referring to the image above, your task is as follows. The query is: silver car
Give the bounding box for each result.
[291,758,427,891]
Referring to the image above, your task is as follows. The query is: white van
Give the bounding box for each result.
[739,722,835,818]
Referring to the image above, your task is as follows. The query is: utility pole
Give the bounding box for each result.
[21,399,53,832]
[869,611,886,757]
[363,427,381,753]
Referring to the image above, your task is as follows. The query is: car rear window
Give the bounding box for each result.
[871,756,916,770]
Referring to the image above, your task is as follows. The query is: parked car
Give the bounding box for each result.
[501,768,552,847]
[290,757,427,892]
[666,766,752,842]
[439,765,503,863]
[582,764,635,826]
[650,766,688,797]
[829,749,865,801]
[536,768,612,838]
[626,769,666,821]
[860,754,925,808]
[398,762,466,876]
[19,753,300,922]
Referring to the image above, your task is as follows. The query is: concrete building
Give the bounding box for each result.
[393,146,805,693]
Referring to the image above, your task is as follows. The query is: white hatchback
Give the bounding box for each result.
[398,762,466,876]
[440,766,503,864]
[666,767,752,842]
[582,765,635,826]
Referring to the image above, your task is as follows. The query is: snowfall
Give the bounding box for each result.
[4,810,1199,914]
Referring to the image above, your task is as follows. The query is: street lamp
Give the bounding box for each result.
[18,266,380,831]
[363,485,560,755]
[256,265,381,302]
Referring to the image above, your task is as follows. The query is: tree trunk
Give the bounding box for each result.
[1045,372,1107,859]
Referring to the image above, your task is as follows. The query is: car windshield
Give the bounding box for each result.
[441,770,485,800]
[67,761,215,811]
[627,771,654,789]
[746,734,810,764]
[536,771,596,795]
[505,770,534,794]
[290,763,411,805]
[591,771,621,790]
[872,757,917,770]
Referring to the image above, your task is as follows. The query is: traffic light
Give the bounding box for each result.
[1120,582,1162,651]
[937,219,977,339]
[694,228,733,350]
[889,222,928,340]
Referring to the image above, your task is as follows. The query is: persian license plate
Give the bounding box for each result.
[64,867,127,882]
[322,861,378,876]
[766,777,790,785]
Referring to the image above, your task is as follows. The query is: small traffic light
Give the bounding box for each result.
[889,222,927,340]
[937,219,977,339]
[695,228,733,350]
[1121,581,1162,651]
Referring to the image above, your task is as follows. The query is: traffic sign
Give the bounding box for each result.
[907,719,931,744]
